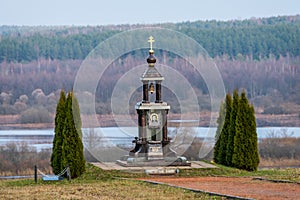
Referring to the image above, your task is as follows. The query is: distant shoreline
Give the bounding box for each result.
[0,113,299,130]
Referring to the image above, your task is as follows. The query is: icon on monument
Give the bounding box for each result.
[149,113,159,128]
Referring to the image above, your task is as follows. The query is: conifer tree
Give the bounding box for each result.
[213,101,225,163]
[226,89,239,166]
[51,90,66,175]
[61,91,85,178]
[248,105,260,170]
[72,94,82,138]
[232,91,247,169]
[217,93,232,165]
[232,91,259,171]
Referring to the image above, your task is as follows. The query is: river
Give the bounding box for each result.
[0,127,299,151]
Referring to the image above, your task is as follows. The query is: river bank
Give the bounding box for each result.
[0,113,299,130]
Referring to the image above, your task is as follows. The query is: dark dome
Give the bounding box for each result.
[147,53,156,65]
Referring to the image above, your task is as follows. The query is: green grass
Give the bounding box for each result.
[1,163,299,199]
[82,162,300,183]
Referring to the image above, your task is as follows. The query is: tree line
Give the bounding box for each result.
[0,15,299,122]
[0,30,119,62]
[0,15,299,63]
[0,54,299,120]
[175,15,300,59]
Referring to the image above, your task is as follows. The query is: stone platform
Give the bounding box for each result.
[116,159,191,167]
[90,161,217,172]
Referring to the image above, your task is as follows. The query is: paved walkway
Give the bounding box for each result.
[91,161,216,171]
[140,177,300,200]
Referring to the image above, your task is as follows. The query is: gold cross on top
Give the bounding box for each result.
[148,36,155,53]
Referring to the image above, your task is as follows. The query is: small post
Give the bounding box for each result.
[34,165,37,183]
[66,164,71,181]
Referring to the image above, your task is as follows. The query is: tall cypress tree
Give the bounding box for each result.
[232,91,247,169]
[217,93,232,165]
[248,105,260,170]
[71,91,85,174]
[51,90,66,175]
[213,101,225,163]
[72,94,82,138]
[232,91,259,171]
[61,91,85,178]
[226,89,239,166]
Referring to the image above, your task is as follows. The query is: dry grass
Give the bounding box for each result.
[0,166,52,177]
[0,179,209,200]
[260,158,300,168]
[0,164,211,200]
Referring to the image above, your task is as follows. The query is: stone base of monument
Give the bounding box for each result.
[121,142,191,167]
[116,156,191,167]
[148,143,164,160]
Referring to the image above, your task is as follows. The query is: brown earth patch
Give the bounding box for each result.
[139,176,300,200]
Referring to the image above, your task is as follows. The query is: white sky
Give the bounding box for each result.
[0,0,299,25]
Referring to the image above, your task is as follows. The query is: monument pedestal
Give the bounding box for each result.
[116,157,191,167]
[148,142,163,160]
[120,141,190,167]
[123,141,190,167]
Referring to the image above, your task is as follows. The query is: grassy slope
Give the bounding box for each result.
[0,163,299,199]
[0,164,209,200]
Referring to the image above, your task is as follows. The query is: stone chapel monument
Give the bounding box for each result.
[118,36,190,166]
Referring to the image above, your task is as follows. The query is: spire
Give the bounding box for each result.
[147,36,156,67]
[148,36,155,54]
[141,36,163,81]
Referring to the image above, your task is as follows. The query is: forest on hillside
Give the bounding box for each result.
[0,15,299,62]
[0,15,299,125]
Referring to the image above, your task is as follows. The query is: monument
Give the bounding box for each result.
[118,36,190,166]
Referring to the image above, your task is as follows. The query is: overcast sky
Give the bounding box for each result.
[0,0,299,26]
